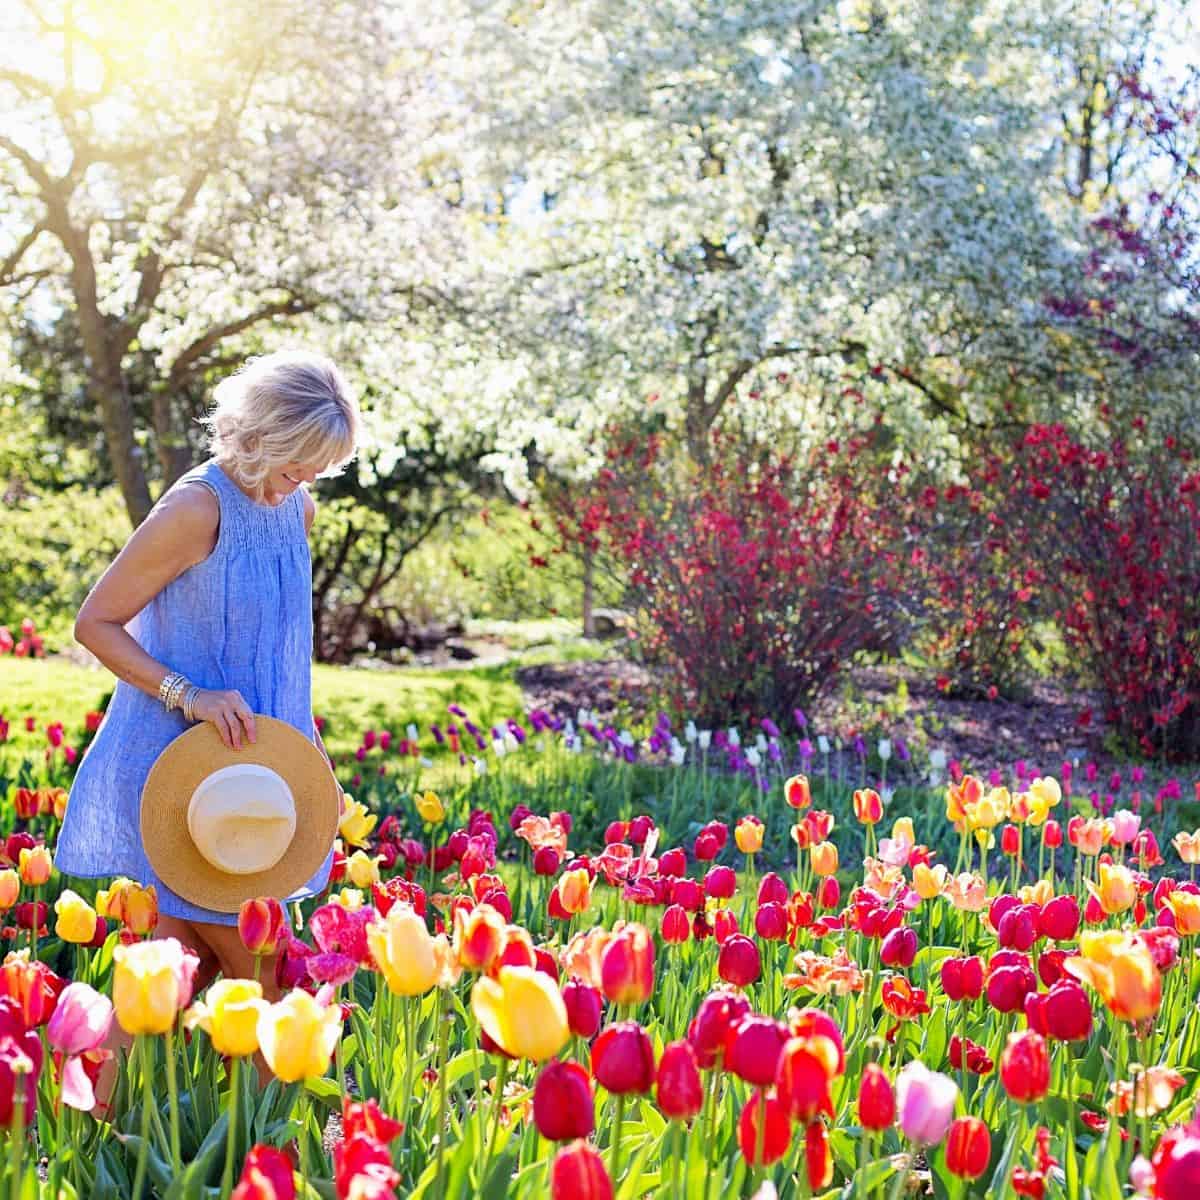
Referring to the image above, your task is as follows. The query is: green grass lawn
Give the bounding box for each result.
[0,655,528,757]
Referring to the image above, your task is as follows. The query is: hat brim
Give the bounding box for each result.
[141,716,340,914]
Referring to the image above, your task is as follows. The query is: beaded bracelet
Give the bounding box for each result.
[158,671,186,708]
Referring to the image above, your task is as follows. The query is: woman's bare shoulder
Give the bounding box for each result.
[138,480,221,563]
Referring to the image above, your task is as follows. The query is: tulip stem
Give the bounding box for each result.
[165,1025,182,1174]
[610,1093,626,1185]
[298,1089,312,1183]
[671,1120,683,1198]
[221,1056,240,1200]
[433,990,452,1200]
[485,1057,510,1175]
[8,1084,24,1200]
[48,1083,65,1199]
[131,1037,151,1200]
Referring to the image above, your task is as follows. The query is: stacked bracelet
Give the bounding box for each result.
[159,671,199,719]
[181,685,202,723]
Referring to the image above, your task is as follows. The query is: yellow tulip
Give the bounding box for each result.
[1087,862,1138,916]
[256,990,342,1081]
[337,796,376,848]
[113,940,190,1035]
[891,817,916,845]
[53,889,98,944]
[415,791,445,825]
[1024,776,1061,825]
[735,816,764,855]
[470,965,569,1061]
[334,888,365,911]
[367,904,440,996]
[967,789,1007,831]
[810,842,838,877]
[0,871,17,911]
[346,850,380,889]
[1018,879,1054,907]
[912,862,947,901]
[186,979,264,1057]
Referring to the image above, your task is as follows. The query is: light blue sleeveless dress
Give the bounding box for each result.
[56,459,332,926]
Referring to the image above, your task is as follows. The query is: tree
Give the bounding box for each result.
[0,0,452,524]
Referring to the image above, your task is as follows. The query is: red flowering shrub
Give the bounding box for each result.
[564,419,925,723]
[998,421,1200,758]
[916,474,1043,698]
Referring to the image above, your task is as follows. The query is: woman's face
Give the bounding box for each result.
[264,458,326,503]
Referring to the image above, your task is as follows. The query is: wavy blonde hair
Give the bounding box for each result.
[203,350,362,498]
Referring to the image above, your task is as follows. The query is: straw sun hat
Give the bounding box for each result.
[141,716,340,913]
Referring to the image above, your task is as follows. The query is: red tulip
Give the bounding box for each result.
[561,980,603,1039]
[1000,824,1020,855]
[788,1008,846,1073]
[717,935,761,987]
[550,1140,613,1200]
[670,878,703,912]
[1000,1031,1049,1103]
[997,905,1039,952]
[944,1117,991,1179]
[784,774,811,810]
[687,991,750,1069]
[1038,895,1080,942]
[600,924,654,1006]
[704,866,736,899]
[0,957,64,1027]
[231,1144,296,1200]
[941,956,984,1002]
[1043,980,1092,1042]
[857,1062,896,1130]
[1042,820,1063,848]
[725,1015,788,1087]
[986,961,1035,1013]
[591,1021,655,1094]
[805,1119,833,1189]
[533,846,561,875]
[775,1037,836,1122]
[737,1091,792,1165]
[757,873,789,906]
[1037,947,1070,987]
[658,848,687,877]
[1024,991,1049,1036]
[816,876,841,909]
[712,909,739,944]
[237,897,286,957]
[661,905,690,944]
[694,831,721,861]
[533,1060,595,1141]
[755,903,788,941]
[656,1040,703,1120]
[880,926,917,968]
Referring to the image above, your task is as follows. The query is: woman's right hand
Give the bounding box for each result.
[191,689,258,750]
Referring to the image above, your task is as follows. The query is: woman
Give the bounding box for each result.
[57,349,362,995]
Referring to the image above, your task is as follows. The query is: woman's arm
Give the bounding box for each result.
[74,483,257,750]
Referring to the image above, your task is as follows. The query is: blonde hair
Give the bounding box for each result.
[203,350,362,498]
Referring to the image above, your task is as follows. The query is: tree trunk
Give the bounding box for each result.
[152,388,196,489]
[582,545,596,637]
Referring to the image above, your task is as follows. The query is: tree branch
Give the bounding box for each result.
[0,221,47,286]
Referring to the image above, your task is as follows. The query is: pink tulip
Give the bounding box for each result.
[896,1061,958,1146]
[46,982,114,1110]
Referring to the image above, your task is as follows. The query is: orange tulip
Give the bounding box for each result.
[556,869,593,916]
[853,790,883,826]
[453,903,506,973]
[945,775,983,825]
[17,846,51,887]
[0,871,18,911]
[1164,891,1200,936]
[1065,931,1161,1022]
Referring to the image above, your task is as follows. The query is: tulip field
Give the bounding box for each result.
[1,698,1200,1199]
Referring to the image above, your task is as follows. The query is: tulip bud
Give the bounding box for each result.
[533,846,561,876]
[550,1140,613,1200]
[816,876,840,910]
[810,842,838,877]
[853,788,883,825]
[687,990,751,1069]
[591,1021,655,1094]
[561,979,602,1040]
[661,905,690,944]
[941,956,984,1002]
[1042,819,1063,848]
[1000,1030,1050,1102]
[986,962,1035,1013]
[717,935,761,987]
[671,878,703,912]
[737,1091,792,1165]
[238,897,287,957]
[1043,980,1092,1042]
[656,1040,703,1119]
[997,906,1039,952]
[658,848,687,877]
[784,774,811,810]
[857,1062,896,1131]
[757,873,789,907]
[1000,824,1020,856]
[754,903,788,942]
[704,865,737,900]
[725,1015,788,1087]
[880,926,917,969]
[945,1116,991,1179]
[1038,894,1080,942]
[600,923,654,1006]
[533,1060,595,1141]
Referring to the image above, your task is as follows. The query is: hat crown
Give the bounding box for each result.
[187,764,297,876]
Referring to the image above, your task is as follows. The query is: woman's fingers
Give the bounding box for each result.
[230,691,257,745]
[216,709,236,750]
